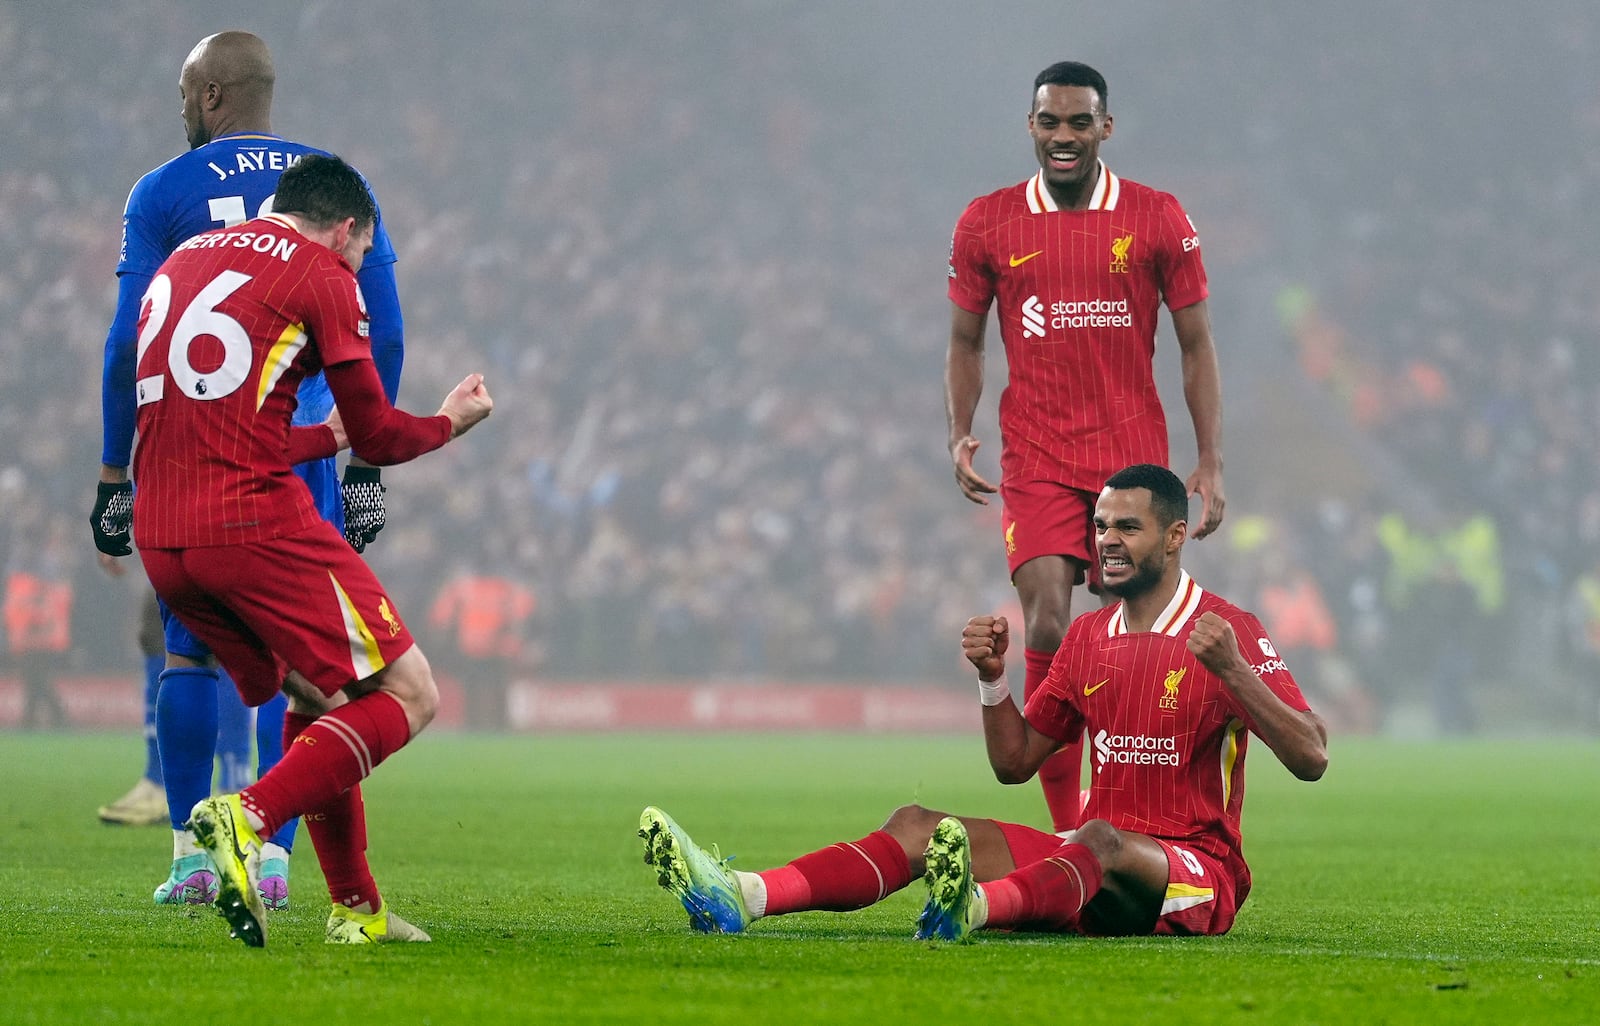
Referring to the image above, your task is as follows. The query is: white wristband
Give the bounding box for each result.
[978,672,1011,707]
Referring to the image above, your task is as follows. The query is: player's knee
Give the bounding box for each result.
[378,645,439,735]
[390,674,438,734]
[1018,600,1071,650]
[164,651,212,671]
[1017,605,1068,653]
[283,671,337,716]
[1071,818,1123,863]
[1015,560,1077,643]
[411,673,440,728]
[881,804,945,855]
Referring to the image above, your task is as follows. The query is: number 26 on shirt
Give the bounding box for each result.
[136,270,255,406]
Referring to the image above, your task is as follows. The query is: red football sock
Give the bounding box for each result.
[981,842,1104,930]
[1027,646,1083,831]
[309,783,378,909]
[241,691,410,838]
[280,710,317,772]
[283,710,379,909]
[283,709,317,736]
[759,831,912,915]
[981,877,1027,925]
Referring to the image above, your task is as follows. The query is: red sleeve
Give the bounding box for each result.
[286,425,338,466]
[1156,193,1208,311]
[946,197,997,315]
[324,359,452,466]
[298,254,374,368]
[1224,610,1313,733]
[1022,636,1093,743]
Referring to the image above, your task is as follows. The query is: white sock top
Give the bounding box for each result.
[733,869,767,919]
[173,828,203,859]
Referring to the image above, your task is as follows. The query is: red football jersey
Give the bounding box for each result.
[947,164,1208,491]
[132,215,375,548]
[1022,572,1310,895]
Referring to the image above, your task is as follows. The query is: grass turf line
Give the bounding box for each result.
[0,732,1595,1024]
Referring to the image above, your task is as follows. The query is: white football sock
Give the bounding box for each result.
[733,870,767,918]
[970,884,990,929]
[173,828,203,859]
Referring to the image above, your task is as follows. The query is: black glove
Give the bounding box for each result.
[341,465,386,553]
[91,481,134,556]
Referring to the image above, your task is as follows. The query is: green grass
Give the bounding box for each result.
[1,732,1595,1024]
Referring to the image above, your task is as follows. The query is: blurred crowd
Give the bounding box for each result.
[3,1,1598,733]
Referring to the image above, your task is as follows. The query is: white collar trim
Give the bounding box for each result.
[1026,161,1119,213]
[1107,570,1203,637]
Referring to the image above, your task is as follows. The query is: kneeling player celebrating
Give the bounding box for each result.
[642,464,1326,939]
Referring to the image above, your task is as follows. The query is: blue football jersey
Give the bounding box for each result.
[103,133,405,528]
[116,133,397,281]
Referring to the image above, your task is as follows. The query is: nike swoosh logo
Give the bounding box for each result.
[1083,678,1110,696]
[1009,250,1043,267]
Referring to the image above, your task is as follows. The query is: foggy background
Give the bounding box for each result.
[5,0,1599,735]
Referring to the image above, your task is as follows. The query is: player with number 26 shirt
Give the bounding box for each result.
[131,211,439,549]
[93,33,411,927]
[136,155,490,947]
[105,131,403,529]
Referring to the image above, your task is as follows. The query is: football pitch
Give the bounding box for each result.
[1,732,1595,1025]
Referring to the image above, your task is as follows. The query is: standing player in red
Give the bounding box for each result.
[640,465,1324,939]
[945,61,1226,832]
[132,154,492,947]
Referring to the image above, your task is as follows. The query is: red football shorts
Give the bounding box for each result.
[141,520,417,707]
[1139,838,1242,936]
[995,821,1243,936]
[998,477,1101,587]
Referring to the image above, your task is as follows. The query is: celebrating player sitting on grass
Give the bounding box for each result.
[643,464,1326,939]
[132,153,492,947]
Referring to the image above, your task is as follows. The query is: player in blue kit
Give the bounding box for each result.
[89,30,405,908]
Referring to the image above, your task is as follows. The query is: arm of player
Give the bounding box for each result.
[98,271,154,484]
[1171,300,1225,540]
[345,259,404,474]
[358,260,405,404]
[285,418,346,466]
[1188,611,1328,781]
[340,259,404,548]
[323,358,491,465]
[90,271,152,556]
[945,302,996,504]
[963,615,1063,784]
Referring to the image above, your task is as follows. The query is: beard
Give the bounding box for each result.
[1100,552,1165,599]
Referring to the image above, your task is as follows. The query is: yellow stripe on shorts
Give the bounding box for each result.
[1161,882,1215,916]
[330,572,385,680]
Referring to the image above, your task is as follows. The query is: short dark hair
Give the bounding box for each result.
[1104,463,1188,527]
[273,154,376,230]
[1033,61,1108,112]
